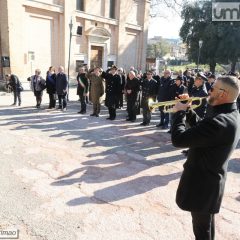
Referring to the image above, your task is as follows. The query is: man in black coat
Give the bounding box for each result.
[6,74,22,106]
[156,69,173,129]
[102,65,122,120]
[171,75,240,240]
[46,66,56,109]
[56,66,68,111]
[76,67,89,114]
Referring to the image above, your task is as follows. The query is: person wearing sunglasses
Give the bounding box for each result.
[171,75,240,240]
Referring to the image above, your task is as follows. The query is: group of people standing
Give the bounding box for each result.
[30,66,68,110]
[4,64,240,240]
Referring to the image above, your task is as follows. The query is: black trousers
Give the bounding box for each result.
[191,212,215,240]
[79,94,87,112]
[108,106,116,119]
[58,93,67,109]
[48,93,56,108]
[127,100,137,120]
[13,91,21,105]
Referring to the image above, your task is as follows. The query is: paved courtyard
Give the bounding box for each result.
[0,89,240,240]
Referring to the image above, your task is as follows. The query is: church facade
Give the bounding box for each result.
[0,0,150,80]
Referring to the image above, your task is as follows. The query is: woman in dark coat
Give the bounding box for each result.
[125,71,140,122]
[46,66,56,109]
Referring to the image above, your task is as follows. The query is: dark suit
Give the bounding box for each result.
[157,76,173,128]
[56,73,68,109]
[102,71,121,120]
[46,72,56,108]
[171,103,240,239]
[140,78,158,124]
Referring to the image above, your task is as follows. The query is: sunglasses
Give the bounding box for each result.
[210,86,226,92]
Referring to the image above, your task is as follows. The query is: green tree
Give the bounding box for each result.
[180,0,240,73]
[147,39,171,58]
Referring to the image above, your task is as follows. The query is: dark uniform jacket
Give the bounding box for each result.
[77,73,89,95]
[170,83,186,100]
[102,71,121,107]
[157,76,173,102]
[140,78,158,108]
[171,103,240,213]
[190,84,208,118]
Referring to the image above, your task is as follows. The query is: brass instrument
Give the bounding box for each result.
[148,97,208,113]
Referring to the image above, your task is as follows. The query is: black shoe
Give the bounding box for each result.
[156,123,164,127]
[78,111,86,114]
[162,125,169,129]
[130,119,136,122]
[95,114,99,117]
[181,150,189,156]
[126,118,132,121]
[106,117,115,120]
[167,130,171,134]
[140,122,148,126]
[90,113,96,116]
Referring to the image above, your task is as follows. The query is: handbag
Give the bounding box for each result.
[18,85,24,92]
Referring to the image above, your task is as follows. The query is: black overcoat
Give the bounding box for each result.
[171,103,240,213]
[46,73,56,94]
[102,71,121,108]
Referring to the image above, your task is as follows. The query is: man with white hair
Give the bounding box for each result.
[56,66,68,111]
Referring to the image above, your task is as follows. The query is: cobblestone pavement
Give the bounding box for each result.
[0,90,240,240]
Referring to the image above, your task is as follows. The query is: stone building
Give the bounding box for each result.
[0,0,150,81]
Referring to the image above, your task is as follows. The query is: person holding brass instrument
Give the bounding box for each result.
[156,69,173,129]
[139,70,158,126]
[171,76,240,240]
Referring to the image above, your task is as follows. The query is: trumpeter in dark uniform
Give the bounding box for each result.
[139,70,158,126]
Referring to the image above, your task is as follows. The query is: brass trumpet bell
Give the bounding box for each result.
[148,97,208,113]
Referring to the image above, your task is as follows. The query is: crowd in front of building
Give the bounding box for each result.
[5,65,240,130]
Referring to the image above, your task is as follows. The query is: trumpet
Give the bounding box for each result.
[148,97,208,113]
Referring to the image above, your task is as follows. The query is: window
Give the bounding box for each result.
[109,0,116,19]
[76,0,84,11]
[107,61,114,68]
[75,60,85,72]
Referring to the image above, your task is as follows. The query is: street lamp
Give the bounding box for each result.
[67,17,73,101]
[197,40,203,72]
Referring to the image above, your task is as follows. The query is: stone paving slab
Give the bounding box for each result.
[0,90,240,240]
